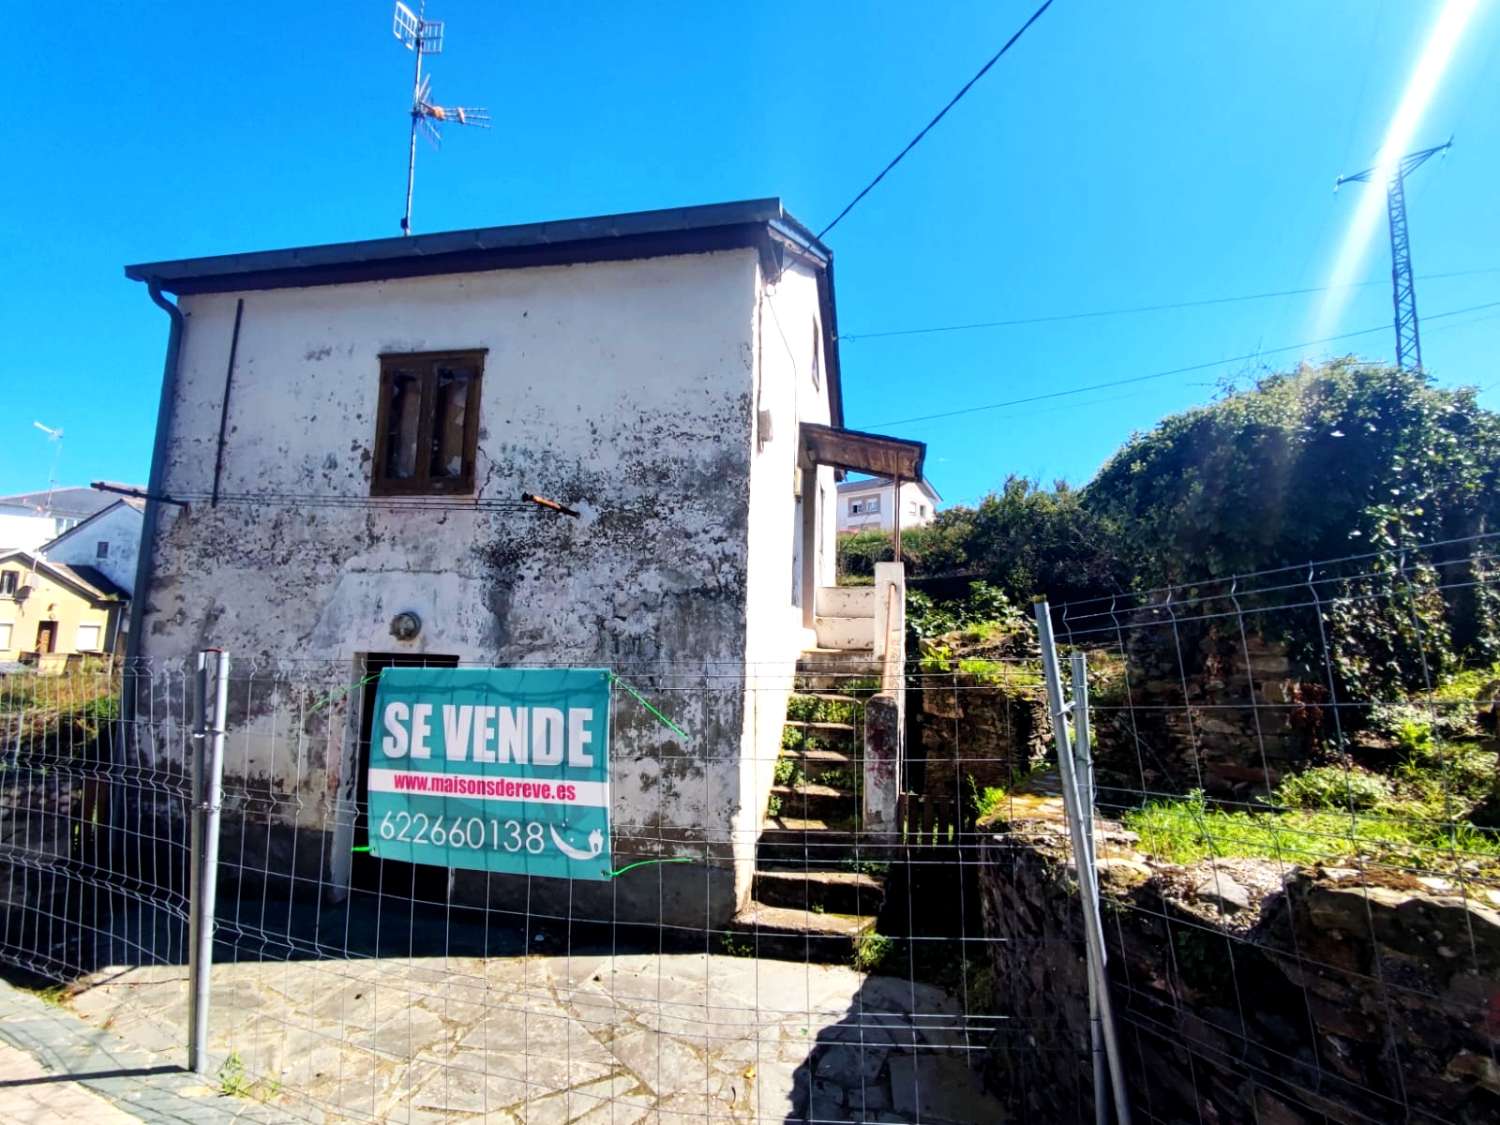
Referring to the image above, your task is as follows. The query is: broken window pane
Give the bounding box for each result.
[384,371,422,480]
[429,366,473,479]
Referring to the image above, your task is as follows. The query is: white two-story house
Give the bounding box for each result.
[124,199,924,929]
[836,476,941,534]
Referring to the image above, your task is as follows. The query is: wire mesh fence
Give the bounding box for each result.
[1,534,1496,1122]
[1033,534,1500,1124]
[0,652,1023,1123]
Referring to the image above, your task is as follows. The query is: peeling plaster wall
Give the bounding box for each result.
[137,248,782,925]
[738,262,837,875]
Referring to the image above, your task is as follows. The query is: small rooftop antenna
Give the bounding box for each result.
[392,2,489,236]
[33,421,64,511]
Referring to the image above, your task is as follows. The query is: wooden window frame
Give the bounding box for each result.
[371,350,486,497]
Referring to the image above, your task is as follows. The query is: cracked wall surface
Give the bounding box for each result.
[133,247,828,925]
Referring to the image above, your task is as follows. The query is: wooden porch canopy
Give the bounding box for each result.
[798,423,925,481]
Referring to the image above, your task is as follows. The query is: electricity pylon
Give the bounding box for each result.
[1337,138,1452,372]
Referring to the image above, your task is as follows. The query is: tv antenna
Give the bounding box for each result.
[392,2,489,236]
[33,420,64,531]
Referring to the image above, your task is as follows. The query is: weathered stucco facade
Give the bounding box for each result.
[127,201,844,927]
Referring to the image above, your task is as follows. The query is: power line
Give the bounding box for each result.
[862,298,1500,429]
[840,268,1500,342]
[814,0,1056,242]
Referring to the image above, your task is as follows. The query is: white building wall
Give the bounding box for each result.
[44,504,143,596]
[0,509,58,552]
[737,260,837,875]
[139,248,784,924]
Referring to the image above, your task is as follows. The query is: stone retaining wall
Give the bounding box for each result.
[978,796,1500,1123]
[1091,624,1327,800]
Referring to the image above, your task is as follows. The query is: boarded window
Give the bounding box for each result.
[76,624,102,651]
[0,623,11,650]
[96,541,109,559]
[372,351,485,495]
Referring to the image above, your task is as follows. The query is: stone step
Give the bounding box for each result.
[752,869,885,915]
[770,783,858,824]
[753,826,906,865]
[796,649,882,691]
[781,746,859,780]
[791,692,863,706]
[785,719,857,734]
[813,615,875,650]
[725,901,876,963]
[815,585,876,619]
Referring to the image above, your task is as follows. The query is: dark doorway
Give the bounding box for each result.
[35,621,57,654]
[350,652,460,902]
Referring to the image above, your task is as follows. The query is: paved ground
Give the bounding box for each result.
[59,950,1006,1123]
[0,975,284,1123]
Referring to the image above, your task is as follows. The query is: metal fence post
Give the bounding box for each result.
[1072,651,1107,1123]
[1035,601,1131,1125]
[188,649,229,1074]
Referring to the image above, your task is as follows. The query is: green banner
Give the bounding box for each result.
[368,667,612,881]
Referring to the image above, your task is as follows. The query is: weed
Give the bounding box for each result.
[719,935,752,958]
[853,931,896,973]
[969,776,1008,821]
[766,794,783,818]
[841,858,890,877]
[217,1052,253,1098]
[1273,765,1390,811]
[772,757,798,787]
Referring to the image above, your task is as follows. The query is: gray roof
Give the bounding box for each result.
[0,551,127,602]
[836,476,943,503]
[125,198,828,295]
[0,485,142,520]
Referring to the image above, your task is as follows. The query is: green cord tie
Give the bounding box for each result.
[609,673,689,739]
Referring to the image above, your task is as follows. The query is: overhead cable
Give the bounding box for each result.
[814,0,1056,242]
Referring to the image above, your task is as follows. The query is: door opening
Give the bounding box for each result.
[35,621,57,654]
[350,651,461,901]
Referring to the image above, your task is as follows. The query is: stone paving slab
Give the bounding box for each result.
[64,951,1007,1122]
[0,976,290,1124]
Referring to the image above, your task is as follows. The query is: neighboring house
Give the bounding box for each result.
[836,476,941,534]
[0,550,128,667]
[39,498,145,598]
[0,486,138,552]
[124,198,924,928]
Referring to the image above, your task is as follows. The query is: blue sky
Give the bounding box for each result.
[2,1,1496,507]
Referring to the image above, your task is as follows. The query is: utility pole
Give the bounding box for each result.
[1336,139,1452,372]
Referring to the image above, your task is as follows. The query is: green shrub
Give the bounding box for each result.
[1274,766,1390,811]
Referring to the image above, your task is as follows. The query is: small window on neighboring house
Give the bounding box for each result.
[372,351,485,495]
[0,570,17,595]
[810,320,822,390]
[96,541,109,559]
[76,624,102,652]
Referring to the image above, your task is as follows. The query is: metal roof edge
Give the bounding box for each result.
[125,198,796,292]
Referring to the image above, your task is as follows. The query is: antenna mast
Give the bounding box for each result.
[392,3,489,236]
[1336,138,1452,372]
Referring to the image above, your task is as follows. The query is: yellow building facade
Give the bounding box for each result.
[0,551,126,668]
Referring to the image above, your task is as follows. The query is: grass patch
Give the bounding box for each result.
[853,931,896,973]
[1429,661,1500,704]
[1125,790,1500,876]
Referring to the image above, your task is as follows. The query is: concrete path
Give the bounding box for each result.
[63,951,1007,1123]
[0,975,285,1123]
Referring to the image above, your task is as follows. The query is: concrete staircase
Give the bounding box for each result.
[728,629,890,961]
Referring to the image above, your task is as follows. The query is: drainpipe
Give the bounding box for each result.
[126,280,185,669]
[114,278,185,897]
